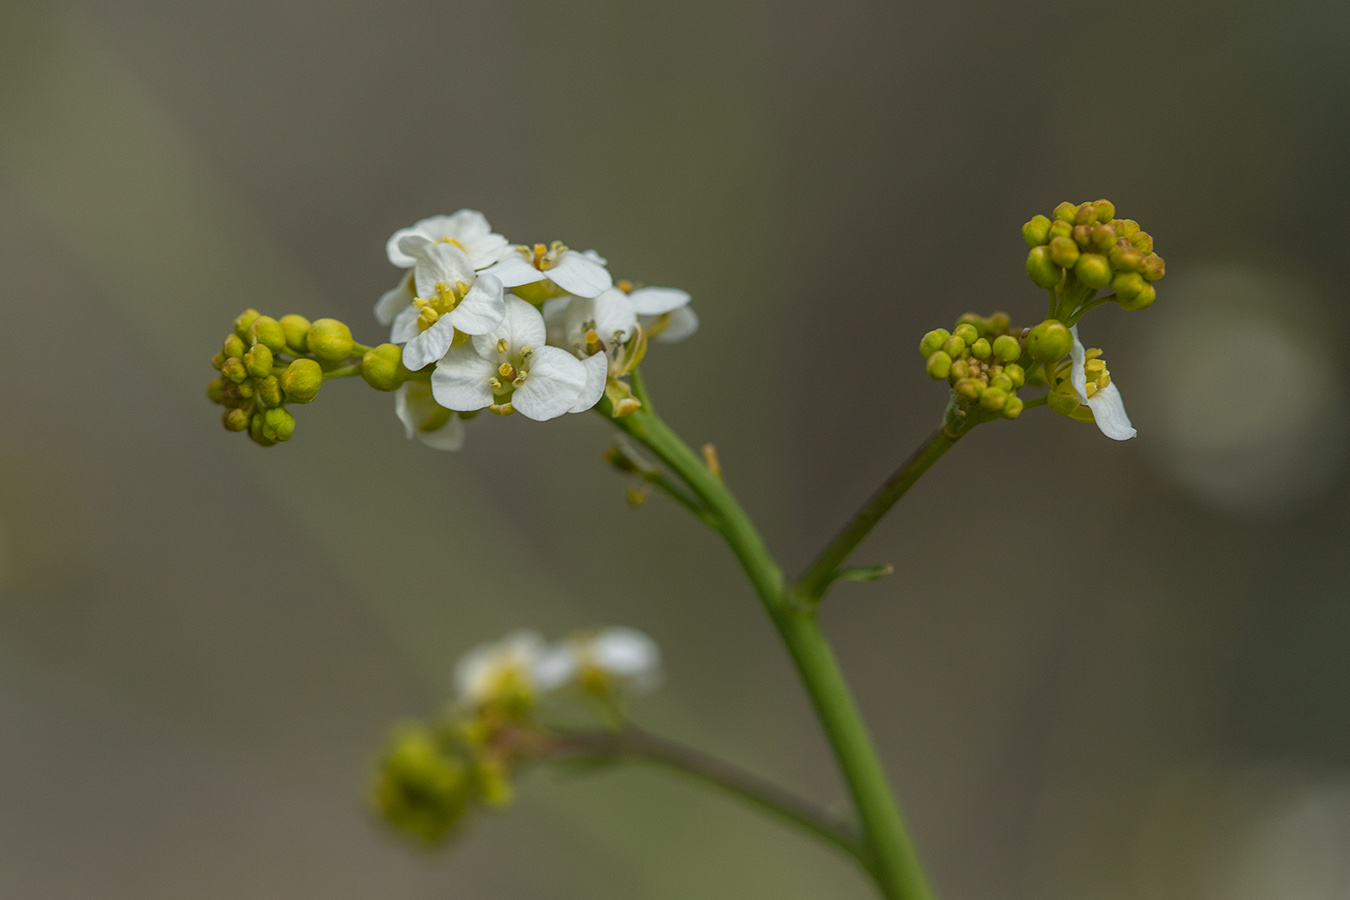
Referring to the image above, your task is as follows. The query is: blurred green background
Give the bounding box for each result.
[2,0,1349,897]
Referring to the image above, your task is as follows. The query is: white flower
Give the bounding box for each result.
[454,631,547,709]
[386,210,509,271]
[1069,325,1136,441]
[624,285,697,344]
[483,242,613,300]
[535,627,662,695]
[389,243,506,371]
[430,296,588,421]
[542,289,639,413]
[395,381,466,451]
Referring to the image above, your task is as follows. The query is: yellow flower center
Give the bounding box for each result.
[412,280,471,332]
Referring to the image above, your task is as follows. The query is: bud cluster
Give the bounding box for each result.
[918,312,1034,419]
[371,627,661,846]
[1023,199,1166,316]
[207,309,410,446]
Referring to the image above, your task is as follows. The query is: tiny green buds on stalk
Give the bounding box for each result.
[918,310,1028,421]
[361,343,408,391]
[308,318,354,361]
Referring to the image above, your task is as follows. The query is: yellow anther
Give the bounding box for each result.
[498,362,517,380]
[616,280,634,293]
[413,297,429,310]
[487,376,502,391]
[531,243,548,268]
[585,330,603,355]
[496,338,509,354]
[520,346,534,360]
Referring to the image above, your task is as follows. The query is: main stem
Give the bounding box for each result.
[611,404,936,900]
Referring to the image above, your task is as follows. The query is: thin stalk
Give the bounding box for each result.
[544,728,867,864]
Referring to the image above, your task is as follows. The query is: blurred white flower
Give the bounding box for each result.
[394,381,465,451]
[430,296,589,420]
[390,242,507,371]
[535,626,662,695]
[454,631,546,709]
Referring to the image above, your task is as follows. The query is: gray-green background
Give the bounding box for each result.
[2,1,1349,897]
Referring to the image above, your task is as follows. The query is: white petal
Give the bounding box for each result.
[569,351,609,413]
[454,630,545,702]
[412,243,475,299]
[483,253,547,288]
[533,647,577,691]
[593,627,660,679]
[652,305,698,343]
[375,273,414,326]
[1085,381,1137,441]
[579,248,608,266]
[394,233,434,264]
[546,251,613,297]
[430,345,497,411]
[446,273,506,335]
[542,295,575,347]
[401,316,458,371]
[626,286,690,316]
[385,229,424,268]
[591,288,637,343]
[389,304,421,344]
[473,295,547,358]
[395,383,467,451]
[511,346,587,421]
[417,413,467,451]
[1069,325,1090,402]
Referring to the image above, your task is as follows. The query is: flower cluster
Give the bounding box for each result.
[919,312,1033,420]
[370,626,661,846]
[374,211,695,449]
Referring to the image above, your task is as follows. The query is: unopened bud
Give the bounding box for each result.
[1128,231,1154,254]
[1052,201,1077,222]
[992,334,1021,363]
[942,335,966,358]
[1002,394,1024,419]
[1022,215,1052,247]
[281,358,323,403]
[1072,224,1094,248]
[235,379,255,400]
[1119,282,1156,311]
[221,357,248,384]
[919,328,950,358]
[223,334,247,359]
[989,372,1013,391]
[926,351,953,380]
[1115,218,1140,237]
[264,407,295,442]
[1140,253,1165,282]
[362,343,407,391]
[244,343,274,379]
[950,358,971,380]
[1026,246,1061,289]
[952,322,980,345]
[1074,203,1096,226]
[207,377,226,405]
[979,387,1008,411]
[210,352,226,371]
[257,375,284,408]
[1004,363,1026,388]
[1092,199,1115,223]
[1048,219,1073,240]
[1111,271,1146,301]
[985,312,1011,334]
[1109,244,1144,272]
[1075,253,1113,288]
[1091,224,1118,251]
[280,314,312,354]
[307,318,354,362]
[1048,236,1079,268]
[223,407,251,432]
[248,316,288,354]
[1026,320,1072,362]
[970,338,992,360]
[954,378,983,401]
[233,309,261,340]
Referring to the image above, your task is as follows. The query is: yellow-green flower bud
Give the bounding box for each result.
[1111,271,1146,301]
[1052,201,1077,222]
[1048,236,1079,268]
[1026,246,1061,288]
[985,311,1011,334]
[223,334,247,359]
[248,413,274,446]
[1022,215,1052,247]
[222,407,250,432]
[370,725,471,845]
[279,314,312,355]
[1140,253,1165,282]
[919,329,951,358]
[970,337,992,360]
[210,352,226,371]
[992,334,1021,363]
[233,308,261,340]
[256,375,283,408]
[1048,219,1073,240]
[952,323,980,345]
[207,377,226,405]
[989,372,1012,392]
[1115,218,1140,237]
[1005,362,1026,388]
[1109,244,1144,272]
[1026,320,1072,362]
[281,358,323,404]
[1002,394,1024,419]
[926,351,953,380]
[1091,224,1118,252]
[263,407,295,442]
[950,358,971,380]
[1129,231,1154,254]
[1092,199,1115,223]
[307,318,354,362]
[1072,224,1094,248]
[1119,282,1156,311]
[1075,253,1112,288]
[954,378,983,401]
[979,387,1008,411]
[235,379,255,400]
[248,316,287,354]
[221,357,248,384]
[942,335,966,358]
[362,343,408,391]
[243,343,274,379]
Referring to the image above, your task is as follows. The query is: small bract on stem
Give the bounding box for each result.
[203,199,1167,900]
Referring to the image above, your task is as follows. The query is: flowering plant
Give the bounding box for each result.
[204,201,1165,899]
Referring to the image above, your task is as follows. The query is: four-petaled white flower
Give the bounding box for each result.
[395,381,465,451]
[535,626,662,695]
[454,630,547,709]
[543,289,639,413]
[1069,325,1136,441]
[390,243,507,372]
[431,296,590,420]
[484,242,613,300]
[375,210,509,327]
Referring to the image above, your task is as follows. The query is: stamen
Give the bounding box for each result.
[496,338,509,354]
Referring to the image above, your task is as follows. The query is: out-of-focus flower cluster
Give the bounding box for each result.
[375,211,696,450]
[370,627,661,846]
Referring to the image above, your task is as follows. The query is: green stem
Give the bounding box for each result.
[609,404,935,900]
[794,421,969,600]
[543,727,867,865]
